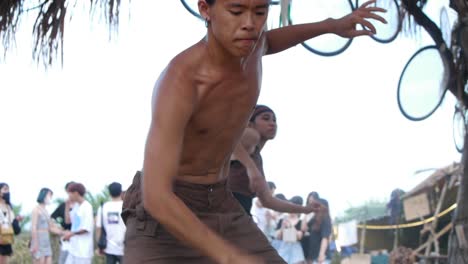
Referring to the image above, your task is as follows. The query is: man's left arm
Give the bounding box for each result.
[264,0,386,55]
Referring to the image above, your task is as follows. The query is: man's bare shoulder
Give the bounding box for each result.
[163,41,205,80]
[152,42,206,109]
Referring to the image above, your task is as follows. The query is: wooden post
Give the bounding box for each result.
[448,131,468,263]
[424,180,449,258]
[359,219,366,254]
[359,208,367,254]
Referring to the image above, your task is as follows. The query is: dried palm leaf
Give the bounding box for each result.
[0,0,24,57]
[1,0,124,66]
[32,0,67,66]
[90,0,122,39]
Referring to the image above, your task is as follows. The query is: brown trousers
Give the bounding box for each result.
[122,173,285,264]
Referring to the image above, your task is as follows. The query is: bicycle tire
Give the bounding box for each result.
[397,45,450,121]
[288,0,354,56]
[369,0,402,43]
[180,0,202,20]
[453,106,465,153]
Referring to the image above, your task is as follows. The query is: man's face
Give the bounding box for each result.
[207,0,269,57]
[67,191,77,203]
[251,111,277,140]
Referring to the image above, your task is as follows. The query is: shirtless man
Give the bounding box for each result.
[122,0,386,263]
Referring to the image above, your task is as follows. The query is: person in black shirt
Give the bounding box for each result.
[301,192,332,264]
[50,181,74,264]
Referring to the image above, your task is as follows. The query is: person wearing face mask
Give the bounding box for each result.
[30,188,66,264]
[0,183,22,264]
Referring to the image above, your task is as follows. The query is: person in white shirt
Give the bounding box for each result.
[251,181,277,240]
[96,182,126,264]
[63,183,94,264]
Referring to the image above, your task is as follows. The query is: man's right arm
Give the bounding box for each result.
[142,63,257,264]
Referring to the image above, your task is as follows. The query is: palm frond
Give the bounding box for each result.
[32,0,67,66]
[0,0,24,58]
[1,0,125,66]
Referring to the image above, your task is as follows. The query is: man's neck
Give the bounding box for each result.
[111,197,122,202]
[77,197,85,204]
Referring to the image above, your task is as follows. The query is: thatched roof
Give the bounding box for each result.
[402,162,462,199]
[0,0,123,66]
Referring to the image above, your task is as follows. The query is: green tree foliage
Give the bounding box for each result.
[84,186,111,216]
[335,199,389,224]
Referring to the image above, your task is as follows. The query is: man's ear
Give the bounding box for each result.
[198,0,211,22]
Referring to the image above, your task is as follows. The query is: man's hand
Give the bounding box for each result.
[333,0,387,38]
[62,231,73,241]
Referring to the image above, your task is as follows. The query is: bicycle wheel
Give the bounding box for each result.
[289,0,354,56]
[453,106,465,153]
[397,45,450,121]
[180,0,202,20]
[440,7,452,48]
[364,0,401,43]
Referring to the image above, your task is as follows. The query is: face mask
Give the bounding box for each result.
[2,193,10,204]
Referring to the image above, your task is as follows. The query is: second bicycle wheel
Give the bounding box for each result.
[180,0,202,20]
[289,0,354,56]
[397,45,449,121]
[453,106,465,153]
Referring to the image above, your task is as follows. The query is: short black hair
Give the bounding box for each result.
[108,182,122,198]
[275,193,286,201]
[206,0,215,5]
[37,188,52,203]
[290,196,303,206]
[267,181,276,191]
[0,183,9,191]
